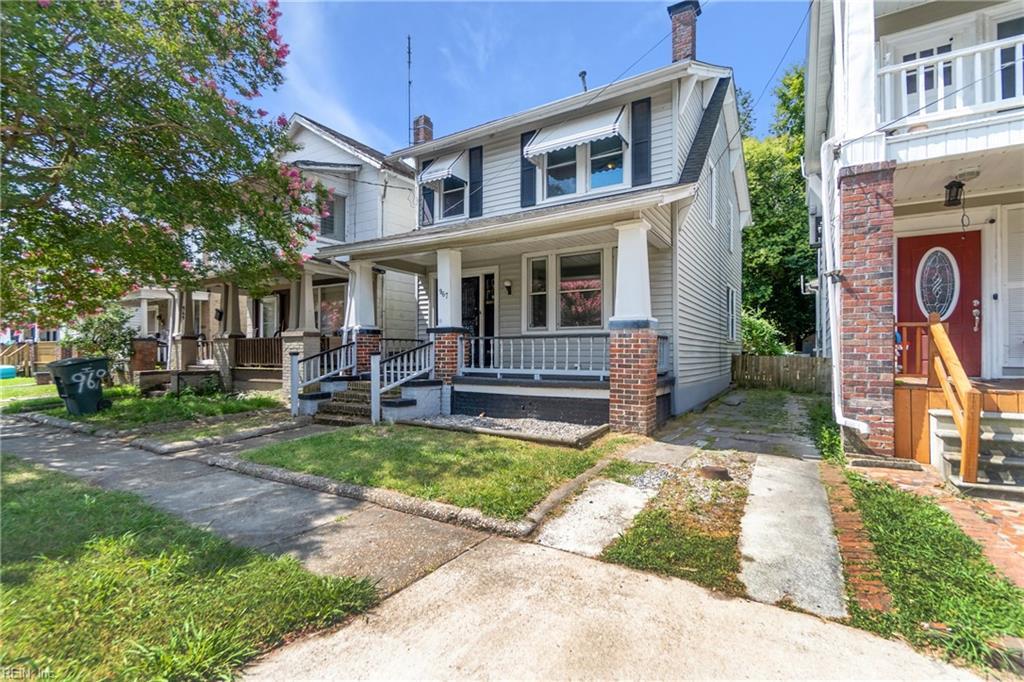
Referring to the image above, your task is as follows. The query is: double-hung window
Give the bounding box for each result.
[528,257,547,329]
[320,195,346,240]
[441,176,466,219]
[726,287,738,342]
[558,252,602,328]
[589,137,624,189]
[545,147,577,198]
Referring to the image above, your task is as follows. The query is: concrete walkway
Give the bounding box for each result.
[246,537,972,681]
[535,478,656,557]
[0,419,485,595]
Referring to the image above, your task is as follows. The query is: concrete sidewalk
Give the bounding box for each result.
[246,537,972,681]
[0,419,485,595]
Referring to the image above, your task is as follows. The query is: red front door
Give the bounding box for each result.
[897,231,982,376]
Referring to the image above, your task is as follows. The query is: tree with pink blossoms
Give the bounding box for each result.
[1,0,327,327]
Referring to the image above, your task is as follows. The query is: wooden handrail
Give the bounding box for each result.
[927,312,981,483]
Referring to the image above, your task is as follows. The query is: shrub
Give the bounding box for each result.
[741,307,790,356]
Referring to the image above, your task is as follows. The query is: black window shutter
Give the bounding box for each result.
[631,98,652,187]
[520,131,536,208]
[469,146,483,218]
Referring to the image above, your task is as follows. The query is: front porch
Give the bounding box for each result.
[302,207,678,434]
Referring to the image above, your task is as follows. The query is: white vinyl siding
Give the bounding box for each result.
[673,113,742,410]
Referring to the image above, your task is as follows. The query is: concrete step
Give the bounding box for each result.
[312,413,370,428]
[949,476,1024,502]
[319,402,371,417]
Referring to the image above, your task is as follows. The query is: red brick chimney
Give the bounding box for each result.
[413,114,433,145]
[668,1,700,62]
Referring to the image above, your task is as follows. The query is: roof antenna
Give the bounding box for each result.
[407,35,413,146]
[578,70,588,92]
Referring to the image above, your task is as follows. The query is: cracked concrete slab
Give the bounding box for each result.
[535,479,656,557]
[245,537,970,681]
[740,454,848,618]
[624,440,699,465]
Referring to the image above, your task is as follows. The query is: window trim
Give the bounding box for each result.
[313,282,347,332]
[319,194,347,243]
[439,176,467,220]
[537,134,630,205]
[520,244,616,334]
[726,286,738,342]
[527,256,548,330]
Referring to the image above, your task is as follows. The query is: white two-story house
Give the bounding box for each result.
[162,114,420,392]
[805,0,1024,494]
[301,1,750,435]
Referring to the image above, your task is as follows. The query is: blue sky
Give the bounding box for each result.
[258,1,809,154]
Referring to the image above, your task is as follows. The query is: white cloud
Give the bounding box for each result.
[439,6,506,92]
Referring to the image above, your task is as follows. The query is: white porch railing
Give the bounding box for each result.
[459,334,610,380]
[878,36,1024,129]
[370,341,434,423]
[288,341,356,416]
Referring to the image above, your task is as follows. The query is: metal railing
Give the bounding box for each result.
[235,337,282,368]
[370,341,434,423]
[289,341,356,416]
[459,334,610,380]
[657,335,670,375]
[381,338,425,358]
[877,35,1024,129]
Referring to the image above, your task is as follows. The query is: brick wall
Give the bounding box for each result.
[609,327,659,435]
[130,338,157,373]
[668,1,699,62]
[354,329,381,374]
[838,161,896,456]
[430,329,465,384]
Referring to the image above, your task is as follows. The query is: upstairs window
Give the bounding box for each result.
[320,195,346,240]
[589,137,624,189]
[420,186,435,226]
[441,176,466,218]
[546,147,577,198]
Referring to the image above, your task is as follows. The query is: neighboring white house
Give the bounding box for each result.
[158,115,419,391]
[305,1,750,435]
[804,0,1024,493]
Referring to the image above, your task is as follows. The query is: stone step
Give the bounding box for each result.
[319,402,371,417]
[949,476,1024,502]
[943,452,1024,488]
[312,413,370,428]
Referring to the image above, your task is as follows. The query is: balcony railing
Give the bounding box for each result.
[878,35,1024,129]
[235,337,282,368]
[459,334,610,380]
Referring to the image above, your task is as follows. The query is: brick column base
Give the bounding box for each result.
[212,337,236,391]
[130,338,157,374]
[428,327,467,385]
[838,161,896,456]
[174,336,198,371]
[354,328,382,374]
[282,331,321,391]
[609,325,659,435]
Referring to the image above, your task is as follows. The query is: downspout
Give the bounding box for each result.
[821,135,868,434]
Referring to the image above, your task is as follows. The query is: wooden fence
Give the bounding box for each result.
[732,354,832,394]
[235,337,283,368]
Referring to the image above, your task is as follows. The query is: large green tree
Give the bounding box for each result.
[741,65,815,347]
[1,0,329,328]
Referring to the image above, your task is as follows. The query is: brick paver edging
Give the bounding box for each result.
[820,463,894,613]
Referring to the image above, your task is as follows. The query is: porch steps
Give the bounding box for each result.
[932,408,1024,500]
[311,381,405,427]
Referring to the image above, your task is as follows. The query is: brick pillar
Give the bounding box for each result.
[212,337,236,391]
[428,327,466,385]
[609,325,659,435]
[668,1,700,62]
[838,161,896,456]
[130,338,157,373]
[354,328,382,374]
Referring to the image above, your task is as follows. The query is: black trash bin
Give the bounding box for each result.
[48,357,113,415]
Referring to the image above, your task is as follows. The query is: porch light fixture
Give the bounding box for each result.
[944,180,964,207]
[503,279,513,295]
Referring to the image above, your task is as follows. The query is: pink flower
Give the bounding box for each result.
[303,178,314,190]
[301,253,312,263]
[38,0,51,7]
[298,206,314,215]
[275,44,290,60]
[276,114,288,127]
[257,108,268,117]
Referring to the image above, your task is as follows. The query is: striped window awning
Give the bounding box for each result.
[418,150,469,184]
[523,106,627,159]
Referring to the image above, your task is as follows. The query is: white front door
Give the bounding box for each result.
[1002,205,1024,376]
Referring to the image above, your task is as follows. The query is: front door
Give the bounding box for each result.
[897,231,982,376]
[460,274,496,366]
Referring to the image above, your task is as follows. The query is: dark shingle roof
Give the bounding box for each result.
[295,115,415,178]
[679,76,731,184]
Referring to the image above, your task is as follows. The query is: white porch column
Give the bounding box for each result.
[435,249,462,328]
[222,283,243,338]
[288,280,300,331]
[347,261,378,329]
[610,220,656,326]
[296,270,317,332]
[181,290,196,336]
[138,297,149,336]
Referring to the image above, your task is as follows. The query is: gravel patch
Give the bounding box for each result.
[630,466,675,491]
[408,414,605,447]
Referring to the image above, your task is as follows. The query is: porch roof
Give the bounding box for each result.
[319,182,691,265]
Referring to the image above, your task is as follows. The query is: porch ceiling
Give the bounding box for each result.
[894,145,1024,204]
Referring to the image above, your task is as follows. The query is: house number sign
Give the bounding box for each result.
[915,247,959,321]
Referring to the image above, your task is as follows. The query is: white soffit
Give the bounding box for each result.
[418,150,469,184]
[523,106,627,159]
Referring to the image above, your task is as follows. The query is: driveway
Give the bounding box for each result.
[246,537,971,681]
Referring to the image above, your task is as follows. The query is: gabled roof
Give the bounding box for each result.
[679,77,731,184]
[290,114,414,178]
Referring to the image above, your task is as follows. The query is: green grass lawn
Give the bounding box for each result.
[148,413,275,443]
[44,391,281,430]
[0,377,58,401]
[0,385,140,415]
[0,455,376,680]
[844,471,1024,668]
[240,425,637,520]
[602,452,753,596]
